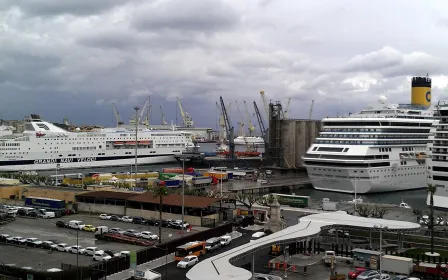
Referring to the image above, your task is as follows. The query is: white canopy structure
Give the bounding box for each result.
[186,211,420,280]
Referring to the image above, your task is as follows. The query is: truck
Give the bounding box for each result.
[95,226,154,246]
[192,176,212,186]
[132,269,161,280]
[381,255,413,276]
[25,197,65,210]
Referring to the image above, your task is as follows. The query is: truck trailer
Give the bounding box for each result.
[25,197,65,210]
[381,255,413,275]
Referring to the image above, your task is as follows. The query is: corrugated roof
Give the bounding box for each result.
[128,192,220,208]
[75,191,137,200]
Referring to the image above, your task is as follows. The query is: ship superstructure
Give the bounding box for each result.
[303,77,434,194]
[0,115,192,171]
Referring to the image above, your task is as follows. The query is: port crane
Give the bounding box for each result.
[283,98,291,119]
[253,101,267,140]
[259,90,270,121]
[112,103,124,126]
[309,99,315,119]
[234,100,245,137]
[176,97,194,127]
[141,105,151,126]
[160,106,168,125]
[220,96,235,160]
[243,100,255,136]
[130,97,150,125]
[216,102,232,141]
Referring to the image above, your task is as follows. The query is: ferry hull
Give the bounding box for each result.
[0,155,175,172]
[308,173,426,194]
[428,194,448,209]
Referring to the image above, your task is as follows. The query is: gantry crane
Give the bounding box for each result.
[112,103,124,126]
[141,104,151,126]
[130,97,150,125]
[234,100,245,137]
[259,90,270,121]
[220,96,235,160]
[176,97,194,127]
[253,101,266,139]
[309,99,315,119]
[160,105,168,125]
[243,100,255,136]
[283,98,291,119]
[216,102,232,141]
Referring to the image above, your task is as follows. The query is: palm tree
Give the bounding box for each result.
[427,183,437,254]
[153,182,169,244]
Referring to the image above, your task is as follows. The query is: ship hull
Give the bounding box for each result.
[308,173,426,194]
[175,156,264,169]
[0,154,175,172]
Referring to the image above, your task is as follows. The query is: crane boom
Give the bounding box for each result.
[176,97,194,127]
[235,100,245,137]
[260,90,269,121]
[112,103,124,126]
[138,97,149,123]
[220,96,235,159]
[253,101,266,137]
[243,100,255,136]
[283,98,291,119]
[160,106,168,125]
[309,100,315,119]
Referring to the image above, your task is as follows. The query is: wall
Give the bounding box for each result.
[77,202,126,216]
[126,208,219,226]
[281,120,321,168]
[0,186,87,203]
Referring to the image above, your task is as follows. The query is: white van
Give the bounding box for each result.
[250,232,266,242]
[205,237,221,251]
[324,251,335,265]
[37,209,55,219]
[68,220,85,230]
[219,235,232,246]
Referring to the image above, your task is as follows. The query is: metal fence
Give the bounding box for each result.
[201,217,216,228]
[89,255,130,279]
[0,264,92,280]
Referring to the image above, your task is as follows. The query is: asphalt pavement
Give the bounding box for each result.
[153,229,253,279]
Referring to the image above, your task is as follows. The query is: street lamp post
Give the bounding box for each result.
[66,230,79,279]
[55,163,60,186]
[181,154,185,235]
[374,224,387,276]
[134,106,139,185]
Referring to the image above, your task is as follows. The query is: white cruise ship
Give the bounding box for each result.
[303,98,435,193]
[0,115,192,171]
[427,101,448,208]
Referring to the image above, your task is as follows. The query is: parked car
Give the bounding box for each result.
[93,251,112,261]
[67,245,85,254]
[56,221,67,228]
[132,217,145,224]
[177,255,198,268]
[109,215,119,221]
[253,273,282,280]
[83,247,100,256]
[17,209,27,216]
[27,211,38,218]
[0,234,10,242]
[120,216,133,223]
[104,250,120,257]
[348,268,367,279]
[144,218,157,226]
[357,270,380,280]
[6,236,24,244]
[25,238,43,247]
[124,229,141,238]
[82,225,96,232]
[108,228,125,235]
[170,221,189,230]
[373,274,391,280]
[99,214,111,220]
[55,243,71,252]
[41,241,56,250]
[140,231,158,240]
[220,235,231,246]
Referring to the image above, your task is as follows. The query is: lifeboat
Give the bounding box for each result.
[139,140,151,145]
[114,142,124,145]
[126,141,137,145]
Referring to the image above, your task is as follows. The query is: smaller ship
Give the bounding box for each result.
[234,136,264,146]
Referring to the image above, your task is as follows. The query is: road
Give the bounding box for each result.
[153,230,253,279]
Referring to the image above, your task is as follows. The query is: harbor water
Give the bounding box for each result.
[37,142,427,209]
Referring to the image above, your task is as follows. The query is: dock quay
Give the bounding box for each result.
[226,176,311,194]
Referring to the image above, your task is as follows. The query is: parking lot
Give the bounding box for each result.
[0,213,207,269]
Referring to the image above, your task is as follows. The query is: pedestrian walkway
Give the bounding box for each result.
[269,253,323,268]
[108,231,243,280]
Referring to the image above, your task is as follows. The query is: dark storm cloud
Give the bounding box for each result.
[0,0,131,16]
[132,0,240,33]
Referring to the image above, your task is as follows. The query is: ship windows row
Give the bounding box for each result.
[379,148,391,152]
[0,143,19,147]
[315,140,429,145]
[318,134,429,139]
[323,128,431,133]
[304,153,389,160]
[323,121,432,127]
[304,160,390,168]
[73,146,97,150]
[432,175,448,182]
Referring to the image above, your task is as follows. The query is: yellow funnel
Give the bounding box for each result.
[411,77,431,107]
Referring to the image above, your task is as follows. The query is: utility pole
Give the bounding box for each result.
[182,154,185,235]
[134,106,139,183]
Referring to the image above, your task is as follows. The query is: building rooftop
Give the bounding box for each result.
[128,192,220,209]
[75,190,138,200]
[186,211,421,280]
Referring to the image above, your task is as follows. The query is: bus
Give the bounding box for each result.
[352,248,382,269]
[263,193,311,208]
[174,241,206,261]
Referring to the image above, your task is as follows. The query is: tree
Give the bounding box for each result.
[256,194,273,207]
[371,205,390,219]
[355,204,373,217]
[232,193,259,212]
[427,183,437,254]
[152,182,169,244]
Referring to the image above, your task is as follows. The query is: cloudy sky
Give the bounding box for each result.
[1,0,448,131]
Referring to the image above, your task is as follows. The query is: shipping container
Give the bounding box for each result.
[227,172,233,179]
[164,179,180,187]
[25,197,65,209]
[271,193,310,208]
[159,173,177,180]
[192,176,212,186]
[204,172,228,181]
[204,152,217,157]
